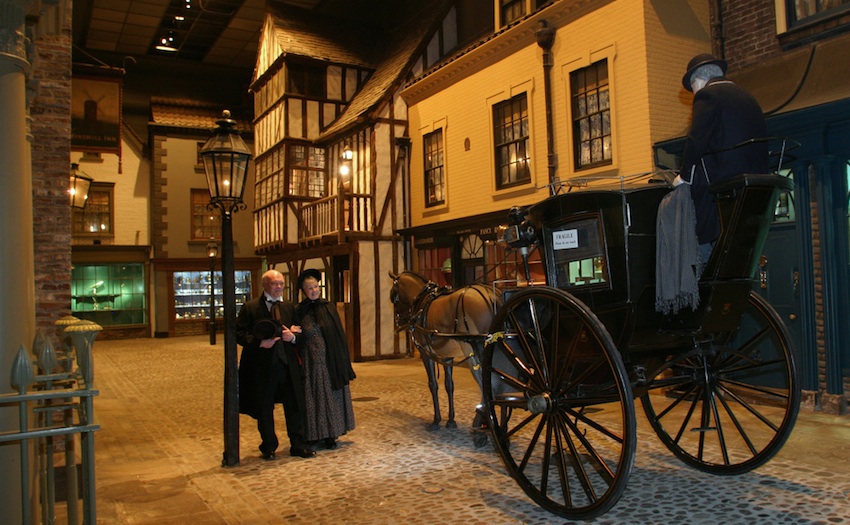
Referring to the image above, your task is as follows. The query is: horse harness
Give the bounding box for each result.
[397,278,495,365]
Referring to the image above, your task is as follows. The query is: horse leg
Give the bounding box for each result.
[467,345,490,448]
[422,356,441,431]
[443,359,457,429]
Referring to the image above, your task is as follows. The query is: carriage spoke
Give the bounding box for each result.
[491,365,531,393]
[505,311,547,390]
[563,411,616,485]
[552,420,574,508]
[525,297,552,384]
[721,377,791,404]
[705,385,731,465]
[719,357,787,379]
[670,387,701,444]
[483,287,635,520]
[518,414,547,472]
[564,407,625,444]
[717,382,782,432]
[556,415,592,504]
[554,357,607,399]
[714,388,759,455]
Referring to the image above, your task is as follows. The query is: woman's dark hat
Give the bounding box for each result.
[253,318,280,340]
[297,268,322,291]
[682,53,727,92]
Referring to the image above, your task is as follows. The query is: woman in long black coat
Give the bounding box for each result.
[296,269,356,450]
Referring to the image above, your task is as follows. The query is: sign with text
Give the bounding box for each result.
[552,229,579,250]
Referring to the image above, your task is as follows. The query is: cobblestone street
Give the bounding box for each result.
[91,335,850,525]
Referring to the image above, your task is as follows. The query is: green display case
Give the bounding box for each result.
[71,263,147,327]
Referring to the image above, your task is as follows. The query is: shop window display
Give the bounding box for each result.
[71,263,146,326]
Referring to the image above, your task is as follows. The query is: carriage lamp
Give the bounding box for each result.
[498,206,537,250]
[69,163,94,208]
[207,241,219,346]
[200,110,251,467]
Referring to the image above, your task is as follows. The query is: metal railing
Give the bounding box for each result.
[0,317,101,525]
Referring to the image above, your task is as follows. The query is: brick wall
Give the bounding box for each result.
[715,0,783,70]
[30,3,73,337]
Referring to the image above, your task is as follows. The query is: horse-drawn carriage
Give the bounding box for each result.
[392,155,799,519]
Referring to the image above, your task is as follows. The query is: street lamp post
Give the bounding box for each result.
[199,110,252,467]
[207,241,219,345]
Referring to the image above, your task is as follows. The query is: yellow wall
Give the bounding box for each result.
[405,0,711,228]
[71,142,150,246]
[160,135,256,259]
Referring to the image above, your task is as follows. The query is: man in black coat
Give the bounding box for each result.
[236,269,315,460]
[679,53,769,257]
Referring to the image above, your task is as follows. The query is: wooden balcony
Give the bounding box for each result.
[300,193,373,244]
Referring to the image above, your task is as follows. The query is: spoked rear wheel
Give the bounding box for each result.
[640,291,800,474]
[482,287,636,520]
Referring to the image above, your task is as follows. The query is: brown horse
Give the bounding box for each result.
[389,271,499,447]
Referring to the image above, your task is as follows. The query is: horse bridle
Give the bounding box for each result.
[391,276,442,333]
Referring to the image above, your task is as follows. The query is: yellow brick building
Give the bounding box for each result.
[401,0,711,286]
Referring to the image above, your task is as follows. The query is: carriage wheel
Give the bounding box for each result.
[640,291,800,475]
[482,287,636,520]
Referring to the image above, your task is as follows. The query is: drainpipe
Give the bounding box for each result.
[711,0,725,59]
[536,20,557,196]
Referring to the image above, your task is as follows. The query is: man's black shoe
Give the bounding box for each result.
[261,452,276,461]
[289,447,317,458]
[323,438,338,450]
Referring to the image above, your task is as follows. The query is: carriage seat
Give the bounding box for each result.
[701,173,793,282]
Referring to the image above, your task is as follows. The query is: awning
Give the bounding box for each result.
[731,31,850,116]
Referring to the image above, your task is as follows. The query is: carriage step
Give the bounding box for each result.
[690,426,717,432]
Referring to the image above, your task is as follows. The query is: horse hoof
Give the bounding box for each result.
[473,434,489,448]
[426,422,440,432]
[446,420,458,429]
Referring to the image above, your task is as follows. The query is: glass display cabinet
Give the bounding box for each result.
[173,270,252,321]
[71,263,147,326]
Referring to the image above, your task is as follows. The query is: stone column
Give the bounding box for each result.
[0,0,36,522]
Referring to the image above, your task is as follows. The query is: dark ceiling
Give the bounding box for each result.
[71,0,323,69]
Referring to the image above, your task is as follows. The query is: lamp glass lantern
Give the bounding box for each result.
[69,163,94,208]
[200,111,251,207]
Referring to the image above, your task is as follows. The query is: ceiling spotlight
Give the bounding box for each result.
[155,32,178,52]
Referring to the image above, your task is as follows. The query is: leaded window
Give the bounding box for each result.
[289,145,326,198]
[191,188,221,240]
[571,59,612,170]
[424,129,445,207]
[493,93,530,189]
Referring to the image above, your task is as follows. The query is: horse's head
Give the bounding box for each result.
[389,271,430,332]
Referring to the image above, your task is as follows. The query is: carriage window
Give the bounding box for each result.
[571,59,612,170]
[548,217,608,288]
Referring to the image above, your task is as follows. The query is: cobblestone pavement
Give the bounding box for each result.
[91,336,850,525]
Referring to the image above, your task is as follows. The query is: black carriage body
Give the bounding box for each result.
[482,173,800,520]
[525,174,792,358]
